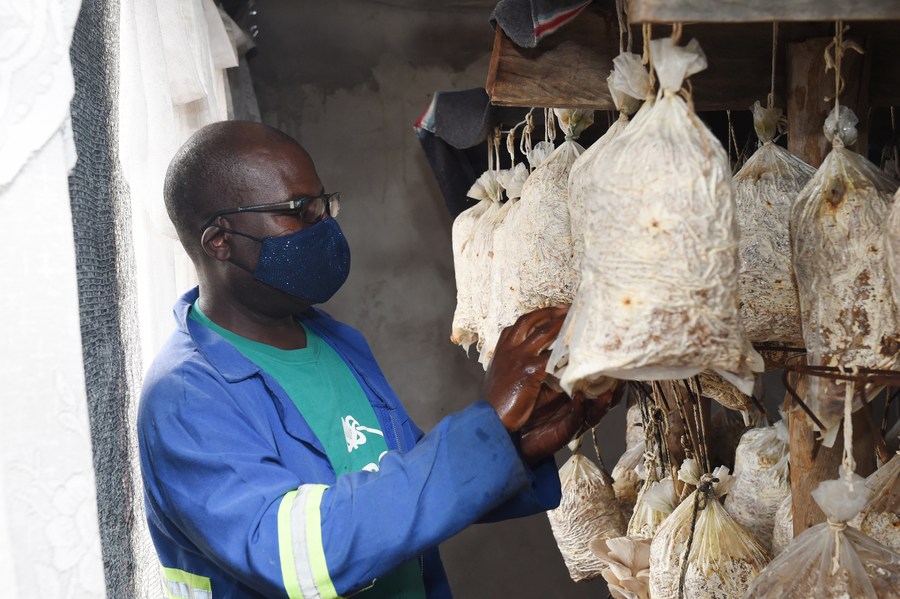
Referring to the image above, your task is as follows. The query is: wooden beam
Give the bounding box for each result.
[486,7,619,110]
[486,7,900,111]
[788,399,877,535]
[629,0,900,24]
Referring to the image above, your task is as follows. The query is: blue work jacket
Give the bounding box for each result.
[138,288,562,599]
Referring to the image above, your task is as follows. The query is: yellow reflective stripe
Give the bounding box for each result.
[160,566,212,599]
[278,490,304,599]
[303,485,339,599]
[281,484,341,599]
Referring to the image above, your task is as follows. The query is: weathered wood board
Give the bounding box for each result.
[486,5,900,111]
[629,0,900,24]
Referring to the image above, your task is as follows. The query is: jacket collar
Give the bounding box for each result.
[173,288,391,410]
[174,287,264,383]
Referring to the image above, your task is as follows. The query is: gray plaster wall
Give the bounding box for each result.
[249,2,623,596]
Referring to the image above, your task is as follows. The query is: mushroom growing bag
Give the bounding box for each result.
[560,38,763,396]
[790,106,899,444]
[735,102,816,345]
[477,109,593,367]
[745,473,900,598]
[858,452,900,553]
[887,189,900,313]
[547,439,626,582]
[649,464,769,599]
[477,161,528,368]
[567,52,648,276]
[724,420,791,552]
[450,170,502,351]
[548,52,651,388]
[771,493,794,556]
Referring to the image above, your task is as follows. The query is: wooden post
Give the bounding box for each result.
[786,36,869,167]
[786,35,877,536]
[787,379,877,534]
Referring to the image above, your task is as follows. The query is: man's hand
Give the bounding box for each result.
[483,306,568,432]
[518,384,624,466]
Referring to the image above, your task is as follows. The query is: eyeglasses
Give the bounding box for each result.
[200,192,341,231]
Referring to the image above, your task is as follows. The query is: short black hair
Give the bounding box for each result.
[163,121,301,259]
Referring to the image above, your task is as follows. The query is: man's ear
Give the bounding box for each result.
[200,218,232,262]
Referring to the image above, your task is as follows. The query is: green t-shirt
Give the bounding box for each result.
[190,303,425,598]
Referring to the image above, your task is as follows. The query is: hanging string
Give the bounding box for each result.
[625,0,632,53]
[520,109,535,170]
[493,128,502,172]
[671,22,683,44]
[833,21,844,117]
[615,0,625,54]
[768,22,779,108]
[591,426,607,472]
[677,474,717,599]
[891,107,899,178]
[824,21,864,115]
[642,23,656,91]
[506,126,517,165]
[841,369,858,479]
[488,127,502,174]
[545,107,557,144]
[487,128,495,172]
[726,110,735,171]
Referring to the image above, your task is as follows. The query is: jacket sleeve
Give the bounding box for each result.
[140,366,540,598]
[404,405,562,523]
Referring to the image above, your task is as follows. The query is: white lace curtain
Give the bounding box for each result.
[0,0,259,596]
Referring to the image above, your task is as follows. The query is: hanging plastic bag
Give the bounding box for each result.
[559,37,763,397]
[611,390,648,520]
[547,436,626,582]
[724,420,791,552]
[649,463,769,599]
[628,475,676,540]
[613,441,645,522]
[736,102,816,346]
[591,536,651,599]
[478,116,540,366]
[746,473,900,598]
[548,52,652,386]
[790,105,899,445]
[478,108,594,367]
[450,134,504,351]
[478,157,529,368]
[858,451,900,553]
[771,493,794,556]
[568,52,649,276]
[887,189,900,313]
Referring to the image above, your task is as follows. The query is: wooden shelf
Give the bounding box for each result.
[486,4,900,111]
[629,0,900,24]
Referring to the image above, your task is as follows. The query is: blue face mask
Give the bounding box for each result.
[223,217,351,304]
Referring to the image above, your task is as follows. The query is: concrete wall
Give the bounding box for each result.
[249,1,622,596]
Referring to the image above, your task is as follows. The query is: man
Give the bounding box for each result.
[138,121,617,599]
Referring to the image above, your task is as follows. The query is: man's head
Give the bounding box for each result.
[165,121,322,260]
[164,121,341,315]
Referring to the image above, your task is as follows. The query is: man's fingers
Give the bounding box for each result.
[523,313,566,354]
[504,305,568,347]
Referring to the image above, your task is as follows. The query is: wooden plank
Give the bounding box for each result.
[629,0,900,24]
[486,7,619,110]
[486,8,900,110]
